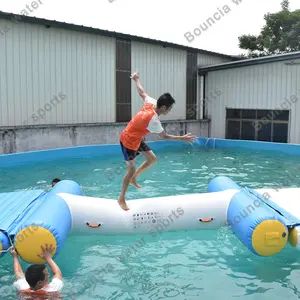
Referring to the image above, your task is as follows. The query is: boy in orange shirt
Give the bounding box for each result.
[118,72,196,211]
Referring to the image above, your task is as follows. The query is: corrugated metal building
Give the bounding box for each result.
[1,11,299,153]
[0,11,236,128]
[199,52,300,144]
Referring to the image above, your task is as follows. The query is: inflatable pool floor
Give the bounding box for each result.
[1,176,300,264]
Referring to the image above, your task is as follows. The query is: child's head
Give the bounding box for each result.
[51,178,61,187]
[157,93,175,115]
[25,264,50,290]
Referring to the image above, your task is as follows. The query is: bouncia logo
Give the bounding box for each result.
[184,0,243,42]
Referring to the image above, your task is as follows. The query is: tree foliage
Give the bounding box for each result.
[238,0,300,58]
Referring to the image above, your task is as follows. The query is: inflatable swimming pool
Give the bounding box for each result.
[1,176,300,264]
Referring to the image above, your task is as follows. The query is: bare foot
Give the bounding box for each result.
[118,198,130,211]
[130,178,142,189]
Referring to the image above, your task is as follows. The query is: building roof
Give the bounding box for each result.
[198,51,300,74]
[0,10,240,61]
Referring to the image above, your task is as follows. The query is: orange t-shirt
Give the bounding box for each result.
[120,95,164,150]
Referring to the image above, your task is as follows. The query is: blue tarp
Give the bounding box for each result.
[0,190,44,233]
[245,187,300,228]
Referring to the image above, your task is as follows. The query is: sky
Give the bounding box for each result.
[0,0,299,56]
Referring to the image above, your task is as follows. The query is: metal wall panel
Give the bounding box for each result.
[186,52,198,120]
[197,53,236,121]
[197,53,233,66]
[205,60,300,143]
[0,18,116,126]
[131,42,187,121]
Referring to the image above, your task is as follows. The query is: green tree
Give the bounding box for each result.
[238,0,300,58]
[281,0,289,11]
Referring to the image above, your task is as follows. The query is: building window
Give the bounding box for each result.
[116,39,131,122]
[225,109,289,143]
[186,51,197,120]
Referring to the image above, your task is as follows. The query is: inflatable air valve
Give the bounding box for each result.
[0,232,10,257]
[227,188,288,256]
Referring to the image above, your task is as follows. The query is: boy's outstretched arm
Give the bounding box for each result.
[159,131,197,143]
[38,244,62,280]
[130,72,147,100]
[10,247,24,279]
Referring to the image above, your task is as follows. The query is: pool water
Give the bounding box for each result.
[1,145,300,299]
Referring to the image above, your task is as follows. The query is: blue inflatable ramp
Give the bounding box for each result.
[0,190,45,255]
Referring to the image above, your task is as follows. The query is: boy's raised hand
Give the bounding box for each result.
[10,247,18,258]
[130,72,139,81]
[37,244,55,260]
[37,244,62,280]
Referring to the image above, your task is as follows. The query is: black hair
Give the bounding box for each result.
[25,264,46,288]
[157,93,175,109]
[52,178,61,184]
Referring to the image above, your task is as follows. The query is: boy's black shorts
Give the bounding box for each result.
[120,140,151,161]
